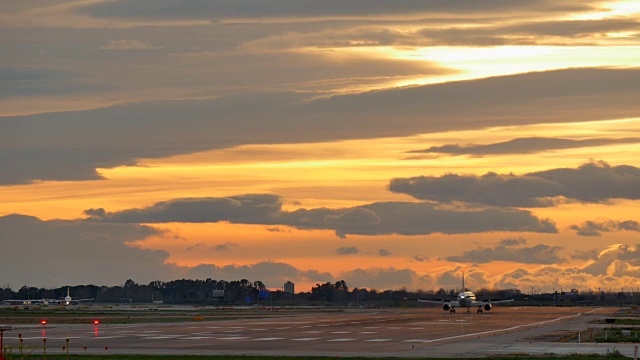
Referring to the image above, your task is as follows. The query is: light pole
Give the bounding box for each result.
[0,326,12,360]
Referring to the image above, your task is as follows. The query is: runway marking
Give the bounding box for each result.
[403,339,425,343]
[298,325,312,328]
[254,337,285,341]
[144,335,185,339]
[330,331,350,334]
[328,338,355,342]
[359,331,377,334]
[222,330,243,333]
[366,339,392,342]
[303,331,323,334]
[364,326,380,329]
[418,309,603,345]
[217,336,250,340]
[293,337,321,341]
[181,336,213,340]
[256,321,309,325]
[389,327,402,329]
[274,327,291,330]
[95,336,124,339]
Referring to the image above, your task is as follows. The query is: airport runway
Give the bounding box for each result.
[2,306,638,358]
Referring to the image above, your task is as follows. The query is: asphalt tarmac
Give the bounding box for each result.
[2,306,638,358]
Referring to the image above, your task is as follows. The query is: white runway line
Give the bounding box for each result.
[253,337,285,341]
[366,339,392,342]
[292,337,321,341]
[328,338,355,342]
[216,336,250,340]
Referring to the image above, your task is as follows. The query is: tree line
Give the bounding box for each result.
[1,279,635,306]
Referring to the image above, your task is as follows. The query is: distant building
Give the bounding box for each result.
[284,281,295,294]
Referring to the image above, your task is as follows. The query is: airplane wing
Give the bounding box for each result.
[471,299,514,306]
[418,299,459,307]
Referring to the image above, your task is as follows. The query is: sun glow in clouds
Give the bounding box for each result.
[393,45,640,86]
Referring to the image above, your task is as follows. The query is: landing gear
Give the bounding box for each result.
[467,308,471,313]
[477,308,483,314]
[450,308,456,313]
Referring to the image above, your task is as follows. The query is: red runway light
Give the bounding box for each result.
[41,319,47,325]
[93,319,100,325]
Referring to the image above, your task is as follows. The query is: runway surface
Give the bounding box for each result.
[2,306,638,358]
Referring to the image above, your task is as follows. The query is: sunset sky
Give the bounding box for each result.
[2,0,640,294]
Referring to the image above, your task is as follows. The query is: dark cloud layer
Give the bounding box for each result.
[2,68,640,184]
[446,243,564,264]
[390,160,640,207]
[0,67,106,98]
[570,219,640,236]
[79,0,595,20]
[0,214,179,286]
[84,194,282,224]
[186,261,333,287]
[84,194,557,236]
[336,247,360,255]
[408,137,640,156]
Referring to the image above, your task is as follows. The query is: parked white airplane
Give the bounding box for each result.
[3,288,93,306]
[418,272,513,314]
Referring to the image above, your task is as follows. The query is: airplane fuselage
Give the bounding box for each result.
[457,291,476,308]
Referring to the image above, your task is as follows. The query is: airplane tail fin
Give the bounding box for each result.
[67,287,70,297]
[462,271,465,292]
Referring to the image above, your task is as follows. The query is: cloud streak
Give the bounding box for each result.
[83,194,557,236]
[78,0,599,21]
[390,160,640,207]
[570,219,640,236]
[446,243,564,264]
[408,137,640,156]
[3,68,640,184]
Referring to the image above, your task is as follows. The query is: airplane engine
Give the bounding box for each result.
[442,304,451,311]
[484,304,492,311]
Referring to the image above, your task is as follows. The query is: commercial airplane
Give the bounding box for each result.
[3,288,93,306]
[61,287,94,305]
[418,272,513,314]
